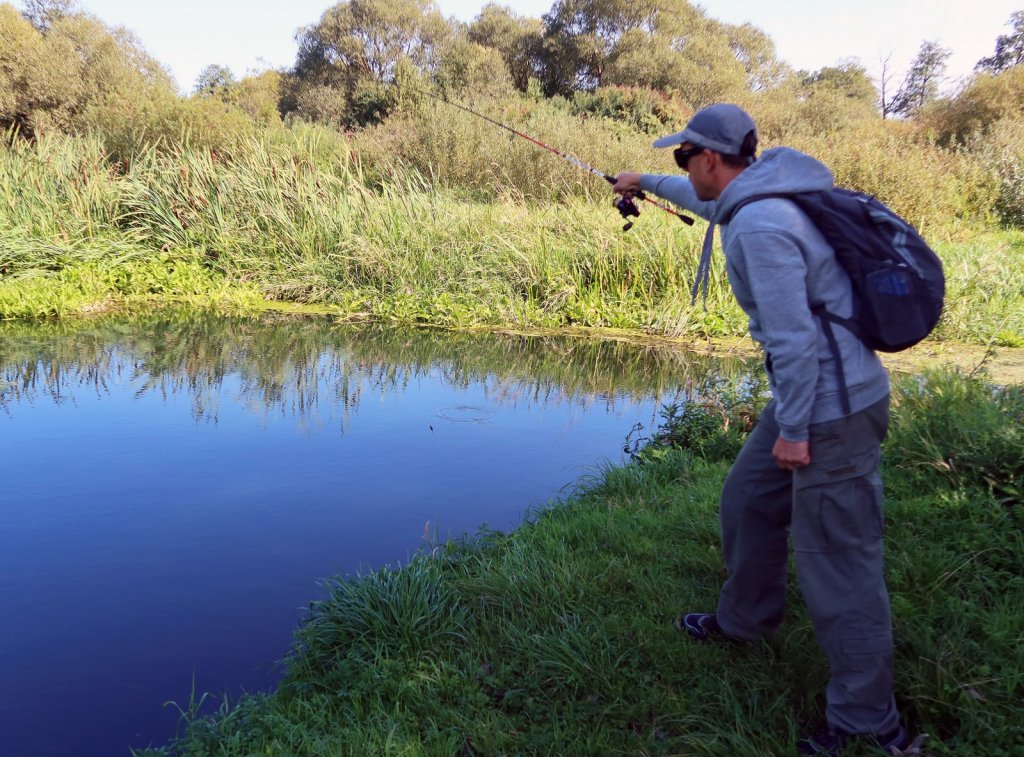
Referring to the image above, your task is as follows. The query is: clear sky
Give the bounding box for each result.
[63,0,1021,94]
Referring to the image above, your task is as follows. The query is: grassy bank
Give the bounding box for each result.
[135,369,1022,757]
[1,130,1023,347]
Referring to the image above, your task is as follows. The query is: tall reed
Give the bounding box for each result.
[1,126,1021,345]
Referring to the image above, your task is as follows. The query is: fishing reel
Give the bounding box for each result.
[614,191,645,232]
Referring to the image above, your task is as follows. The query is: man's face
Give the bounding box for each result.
[676,142,716,201]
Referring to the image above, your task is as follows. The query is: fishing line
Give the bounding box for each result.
[400,85,694,231]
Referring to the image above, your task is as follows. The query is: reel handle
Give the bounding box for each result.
[614,192,643,232]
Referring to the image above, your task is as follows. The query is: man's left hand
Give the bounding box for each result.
[773,436,810,470]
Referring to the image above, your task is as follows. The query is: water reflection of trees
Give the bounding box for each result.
[0,310,757,426]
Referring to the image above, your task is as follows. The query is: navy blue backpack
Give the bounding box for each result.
[725,188,946,412]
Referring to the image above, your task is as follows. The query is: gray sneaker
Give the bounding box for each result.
[796,723,919,756]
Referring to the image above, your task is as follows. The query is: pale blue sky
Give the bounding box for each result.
[61,0,1021,94]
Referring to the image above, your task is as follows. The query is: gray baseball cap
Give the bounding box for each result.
[653,103,758,155]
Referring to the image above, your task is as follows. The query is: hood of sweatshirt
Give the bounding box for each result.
[713,147,835,224]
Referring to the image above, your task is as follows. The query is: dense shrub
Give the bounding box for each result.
[965,117,1024,226]
[923,66,1024,147]
[627,374,769,464]
[433,39,517,101]
[913,66,1024,227]
[82,90,264,160]
[633,368,1023,510]
[350,94,677,201]
[0,2,1020,234]
[791,119,998,233]
[569,85,690,135]
[219,71,285,129]
[743,81,878,144]
[287,81,350,128]
[348,88,997,232]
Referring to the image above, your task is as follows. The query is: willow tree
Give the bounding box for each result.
[20,0,75,30]
[0,3,172,135]
[539,0,658,94]
[434,38,516,98]
[923,64,1024,145]
[290,0,453,123]
[193,66,284,129]
[467,4,543,91]
[537,0,784,107]
[728,22,787,92]
[600,1,764,107]
[888,40,950,118]
[801,61,877,107]
[193,64,236,97]
[976,11,1024,74]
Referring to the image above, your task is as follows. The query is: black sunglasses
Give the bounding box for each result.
[673,145,706,171]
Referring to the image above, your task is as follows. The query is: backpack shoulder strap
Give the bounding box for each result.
[719,192,789,224]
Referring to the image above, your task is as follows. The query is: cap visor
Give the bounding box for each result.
[652,130,688,148]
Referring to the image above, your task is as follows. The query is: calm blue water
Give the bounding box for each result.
[0,312,749,755]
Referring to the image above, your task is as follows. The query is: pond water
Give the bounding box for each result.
[0,311,753,756]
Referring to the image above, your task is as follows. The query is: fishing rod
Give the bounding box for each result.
[407,86,694,232]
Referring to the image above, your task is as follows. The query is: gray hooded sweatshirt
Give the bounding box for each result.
[640,146,890,441]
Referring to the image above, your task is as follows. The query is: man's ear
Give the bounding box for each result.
[701,149,718,175]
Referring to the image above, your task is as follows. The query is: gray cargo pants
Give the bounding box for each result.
[715,397,900,736]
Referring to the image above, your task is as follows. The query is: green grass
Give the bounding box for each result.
[932,231,1024,346]
[135,369,1023,756]
[0,241,263,319]
[2,129,1022,346]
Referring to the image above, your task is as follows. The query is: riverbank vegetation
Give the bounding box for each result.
[2,128,1023,346]
[1,2,1024,347]
[131,368,1022,756]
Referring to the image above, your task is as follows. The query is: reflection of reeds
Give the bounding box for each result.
[0,311,757,426]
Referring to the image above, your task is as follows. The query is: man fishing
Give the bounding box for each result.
[612,104,911,756]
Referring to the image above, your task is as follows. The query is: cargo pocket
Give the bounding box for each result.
[793,448,884,553]
[841,633,894,675]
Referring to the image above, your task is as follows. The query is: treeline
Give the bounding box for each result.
[1,0,1023,227]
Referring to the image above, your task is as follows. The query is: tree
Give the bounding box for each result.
[294,0,451,87]
[434,39,514,98]
[877,50,897,118]
[728,23,787,91]
[228,70,285,127]
[1,4,172,135]
[190,66,283,128]
[289,0,452,124]
[540,0,658,93]
[976,11,1024,73]
[889,40,950,117]
[923,64,1024,145]
[534,0,777,107]
[193,64,236,97]
[604,2,752,107]
[20,0,76,31]
[801,61,877,106]
[784,62,879,133]
[467,4,543,91]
